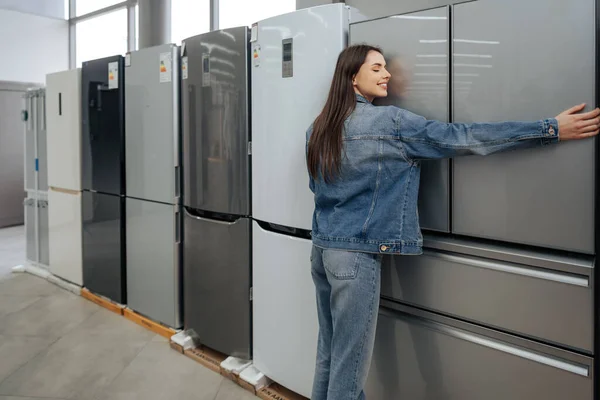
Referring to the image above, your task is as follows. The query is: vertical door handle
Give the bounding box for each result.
[175,209,181,244]
[58,93,62,116]
[97,84,103,111]
[175,166,181,201]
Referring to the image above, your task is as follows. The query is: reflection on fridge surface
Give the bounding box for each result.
[182,27,252,359]
[351,6,451,233]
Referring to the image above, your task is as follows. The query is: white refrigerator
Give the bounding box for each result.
[46,69,83,286]
[251,4,362,397]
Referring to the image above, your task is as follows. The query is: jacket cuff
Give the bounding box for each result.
[541,118,560,145]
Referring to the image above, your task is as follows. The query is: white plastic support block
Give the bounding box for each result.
[23,262,51,279]
[11,265,25,273]
[221,356,252,375]
[239,364,272,391]
[170,331,194,351]
[47,274,81,295]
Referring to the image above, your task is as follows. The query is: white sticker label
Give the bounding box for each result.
[125,53,131,67]
[108,62,118,89]
[182,56,188,80]
[253,44,260,67]
[160,52,172,83]
[250,23,258,42]
[202,54,210,87]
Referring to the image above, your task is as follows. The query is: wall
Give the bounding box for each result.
[0,9,68,83]
[0,0,65,19]
[297,0,469,18]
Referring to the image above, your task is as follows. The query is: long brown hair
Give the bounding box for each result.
[307,44,383,183]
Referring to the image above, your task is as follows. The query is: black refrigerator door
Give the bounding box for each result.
[183,208,251,359]
[81,55,125,196]
[82,191,126,304]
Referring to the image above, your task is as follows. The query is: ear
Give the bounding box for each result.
[352,74,357,86]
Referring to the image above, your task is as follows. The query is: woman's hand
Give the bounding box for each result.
[555,104,600,141]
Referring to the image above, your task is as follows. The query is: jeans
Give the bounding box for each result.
[310,245,382,400]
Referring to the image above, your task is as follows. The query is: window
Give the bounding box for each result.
[218,0,296,30]
[76,8,128,66]
[171,0,210,44]
[76,0,124,16]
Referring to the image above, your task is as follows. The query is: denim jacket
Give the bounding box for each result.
[306,94,560,255]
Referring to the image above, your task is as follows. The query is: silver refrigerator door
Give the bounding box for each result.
[452,0,596,253]
[24,91,36,192]
[126,198,180,328]
[367,301,593,400]
[0,87,27,228]
[350,6,450,232]
[125,44,179,205]
[182,27,250,215]
[183,210,251,359]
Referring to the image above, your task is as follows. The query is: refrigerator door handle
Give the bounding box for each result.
[175,166,181,202]
[58,93,62,116]
[175,207,181,244]
[425,250,589,287]
[40,92,46,131]
[183,208,239,226]
[96,84,103,111]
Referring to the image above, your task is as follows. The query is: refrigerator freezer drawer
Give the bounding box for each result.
[367,301,593,400]
[49,189,83,286]
[183,210,250,358]
[350,6,450,232]
[381,248,593,352]
[82,191,125,304]
[126,198,181,329]
[252,221,318,398]
[451,0,595,253]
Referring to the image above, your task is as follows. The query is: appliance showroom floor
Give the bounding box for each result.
[0,227,256,400]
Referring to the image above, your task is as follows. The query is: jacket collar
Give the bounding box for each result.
[356,93,371,104]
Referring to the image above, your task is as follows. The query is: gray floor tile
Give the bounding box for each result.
[0,295,41,317]
[71,308,155,342]
[0,329,148,399]
[0,334,57,384]
[0,290,98,337]
[91,342,223,400]
[0,274,60,297]
[0,397,66,400]
[214,378,258,400]
[151,334,168,343]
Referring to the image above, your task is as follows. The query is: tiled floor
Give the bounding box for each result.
[0,225,25,278]
[0,227,257,400]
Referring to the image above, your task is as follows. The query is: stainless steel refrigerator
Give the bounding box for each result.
[181,27,252,359]
[351,1,595,399]
[251,5,364,397]
[125,44,182,328]
[81,55,126,304]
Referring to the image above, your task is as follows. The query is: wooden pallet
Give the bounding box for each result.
[80,288,125,315]
[184,345,228,374]
[123,308,176,339]
[257,383,308,400]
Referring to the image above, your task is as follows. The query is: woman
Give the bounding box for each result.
[305,44,599,400]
